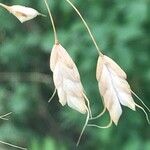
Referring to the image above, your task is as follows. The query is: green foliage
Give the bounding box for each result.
[0,0,150,150]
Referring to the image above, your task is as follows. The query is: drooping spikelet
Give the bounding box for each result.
[50,43,88,114]
[96,54,136,125]
[50,43,91,146]
[0,3,45,23]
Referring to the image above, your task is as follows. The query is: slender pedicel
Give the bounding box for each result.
[134,103,150,124]
[43,0,58,43]
[0,140,27,150]
[87,119,113,129]
[65,0,102,56]
[48,88,57,102]
[0,112,12,120]
[82,92,92,118]
[65,0,106,120]
[131,90,150,112]
[76,109,89,147]
[89,107,106,120]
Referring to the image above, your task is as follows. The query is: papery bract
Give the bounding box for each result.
[50,43,88,114]
[0,3,45,23]
[96,54,136,125]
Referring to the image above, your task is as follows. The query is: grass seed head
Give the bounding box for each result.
[50,43,88,114]
[0,3,45,23]
[96,55,136,125]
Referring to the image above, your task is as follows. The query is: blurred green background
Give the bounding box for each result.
[0,0,150,149]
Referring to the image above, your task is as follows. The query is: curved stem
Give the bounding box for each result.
[83,92,92,118]
[135,103,150,124]
[131,90,150,112]
[65,0,102,55]
[87,119,112,129]
[0,112,12,120]
[76,108,89,147]
[48,88,56,102]
[89,107,106,120]
[44,0,58,44]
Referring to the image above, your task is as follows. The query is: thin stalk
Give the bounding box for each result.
[0,112,12,120]
[48,88,56,102]
[135,103,150,124]
[89,107,106,120]
[65,0,102,56]
[44,0,58,44]
[0,140,27,150]
[83,92,92,118]
[76,108,89,146]
[0,3,9,10]
[131,90,150,112]
[87,119,112,129]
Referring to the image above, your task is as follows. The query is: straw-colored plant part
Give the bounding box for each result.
[65,0,150,128]
[50,43,92,146]
[50,43,88,114]
[43,0,93,146]
[96,54,150,125]
[0,140,27,150]
[0,3,45,23]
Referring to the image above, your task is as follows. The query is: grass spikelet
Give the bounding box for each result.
[50,43,88,114]
[50,43,91,145]
[96,54,150,125]
[0,3,45,23]
[43,0,92,146]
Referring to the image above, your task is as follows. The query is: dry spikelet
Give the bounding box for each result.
[50,43,92,146]
[43,0,92,145]
[0,3,45,23]
[96,54,150,125]
[50,43,88,114]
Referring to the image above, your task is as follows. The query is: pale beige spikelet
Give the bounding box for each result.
[96,54,136,125]
[50,43,87,114]
[50,43,92,146]
[0,3,45,23]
